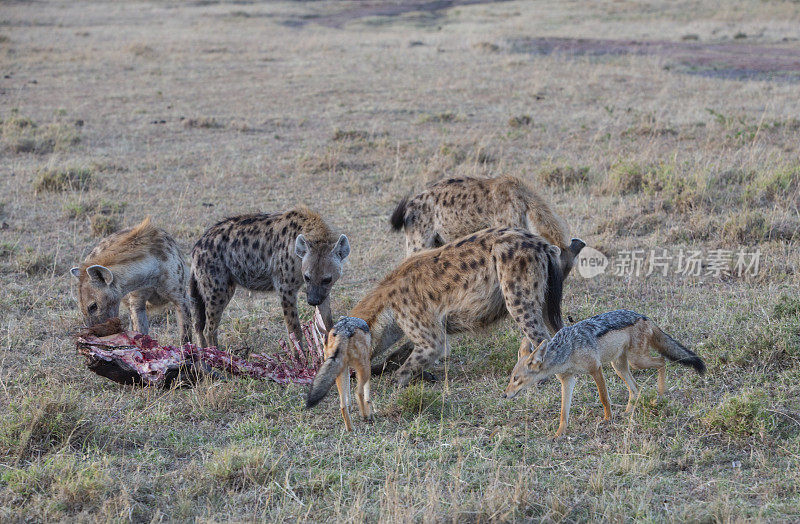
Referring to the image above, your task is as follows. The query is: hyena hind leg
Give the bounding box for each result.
[392,325,446,387]
[199,279,236,348]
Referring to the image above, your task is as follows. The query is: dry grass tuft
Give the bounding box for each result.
[14,248,56,276]
[33,166,94,194]
[2,394,95,460]
[184,117,222,129]
[90,214,120,237]
[2,115,80,154]
[536,164,590,189]
[508,114,532,128]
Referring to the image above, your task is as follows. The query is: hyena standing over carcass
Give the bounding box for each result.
[390,175,585,276]
[306,227,566,429]
[70,217,193,344]
[189,207,350,348]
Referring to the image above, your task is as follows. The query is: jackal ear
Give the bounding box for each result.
[294,234,308,259]
[518,340,533,360]
[529,340,547,363]
[86,264,113,286]
[332,234,350,261]
[70,267,81,279]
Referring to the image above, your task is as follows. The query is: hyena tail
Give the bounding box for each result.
[652,326,706,375]
[389,196,410,232]
[517,181,570,250]
[544,250,564,332]
[189,274,206,339]
[306,355,347,409]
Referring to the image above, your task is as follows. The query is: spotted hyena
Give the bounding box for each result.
[390,175,585,276]
[307,227,564,392]
[70,217,193,343]
[189,207,350,348]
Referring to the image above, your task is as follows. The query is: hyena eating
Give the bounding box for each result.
[189,207,349,348]
[390,175,585,276]
[306,227,565,428]
[70,217,193,344]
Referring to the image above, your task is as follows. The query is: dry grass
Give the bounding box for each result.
[1,0,799,521]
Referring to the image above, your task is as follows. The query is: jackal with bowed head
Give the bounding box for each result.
[189,207,349,348]
[70,217,193,344]
[503,310,706,437]
[306,227,565,429]
[306,316,373,432]
[390,176,585,276]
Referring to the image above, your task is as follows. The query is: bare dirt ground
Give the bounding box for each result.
[1,0,799,521]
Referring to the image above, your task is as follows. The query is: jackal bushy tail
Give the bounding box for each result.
[652,327,706,374]
[306,354,347,408]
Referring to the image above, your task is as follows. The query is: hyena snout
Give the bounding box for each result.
[305,281,333,306]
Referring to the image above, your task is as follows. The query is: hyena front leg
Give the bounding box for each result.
[279,288,305,348]
[494,250,553,347]
[128,292,150,335]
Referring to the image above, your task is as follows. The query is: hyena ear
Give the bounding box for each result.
[70,267,81,278]
[294,234,308,259]
[86,264,113,286]
[547,244,561,260]
[569,238,586,257]
[332,234,350,261]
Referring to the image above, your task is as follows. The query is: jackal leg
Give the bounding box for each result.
[279,289,305,348]
[336,372,353,432]
[555,373,577,438]
[590,366,612,421]
[629,352,667,396]
[354,363,372,420]
[611,357,639,413]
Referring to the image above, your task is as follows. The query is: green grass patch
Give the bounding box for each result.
[703,390,776,438]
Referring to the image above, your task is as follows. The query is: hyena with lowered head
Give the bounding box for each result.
[189,207,350,348]
[306,227,565,426]
[70,217,193,343]
[390,175,585,277]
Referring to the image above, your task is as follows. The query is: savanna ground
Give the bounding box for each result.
[1,0,800,521]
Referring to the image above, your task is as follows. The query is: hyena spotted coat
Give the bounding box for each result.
[307,227,564,411]
[189,207,350,348]
[70,217,193,343]
[390,175,585,277]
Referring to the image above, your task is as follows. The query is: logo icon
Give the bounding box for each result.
[577,246,608,279]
